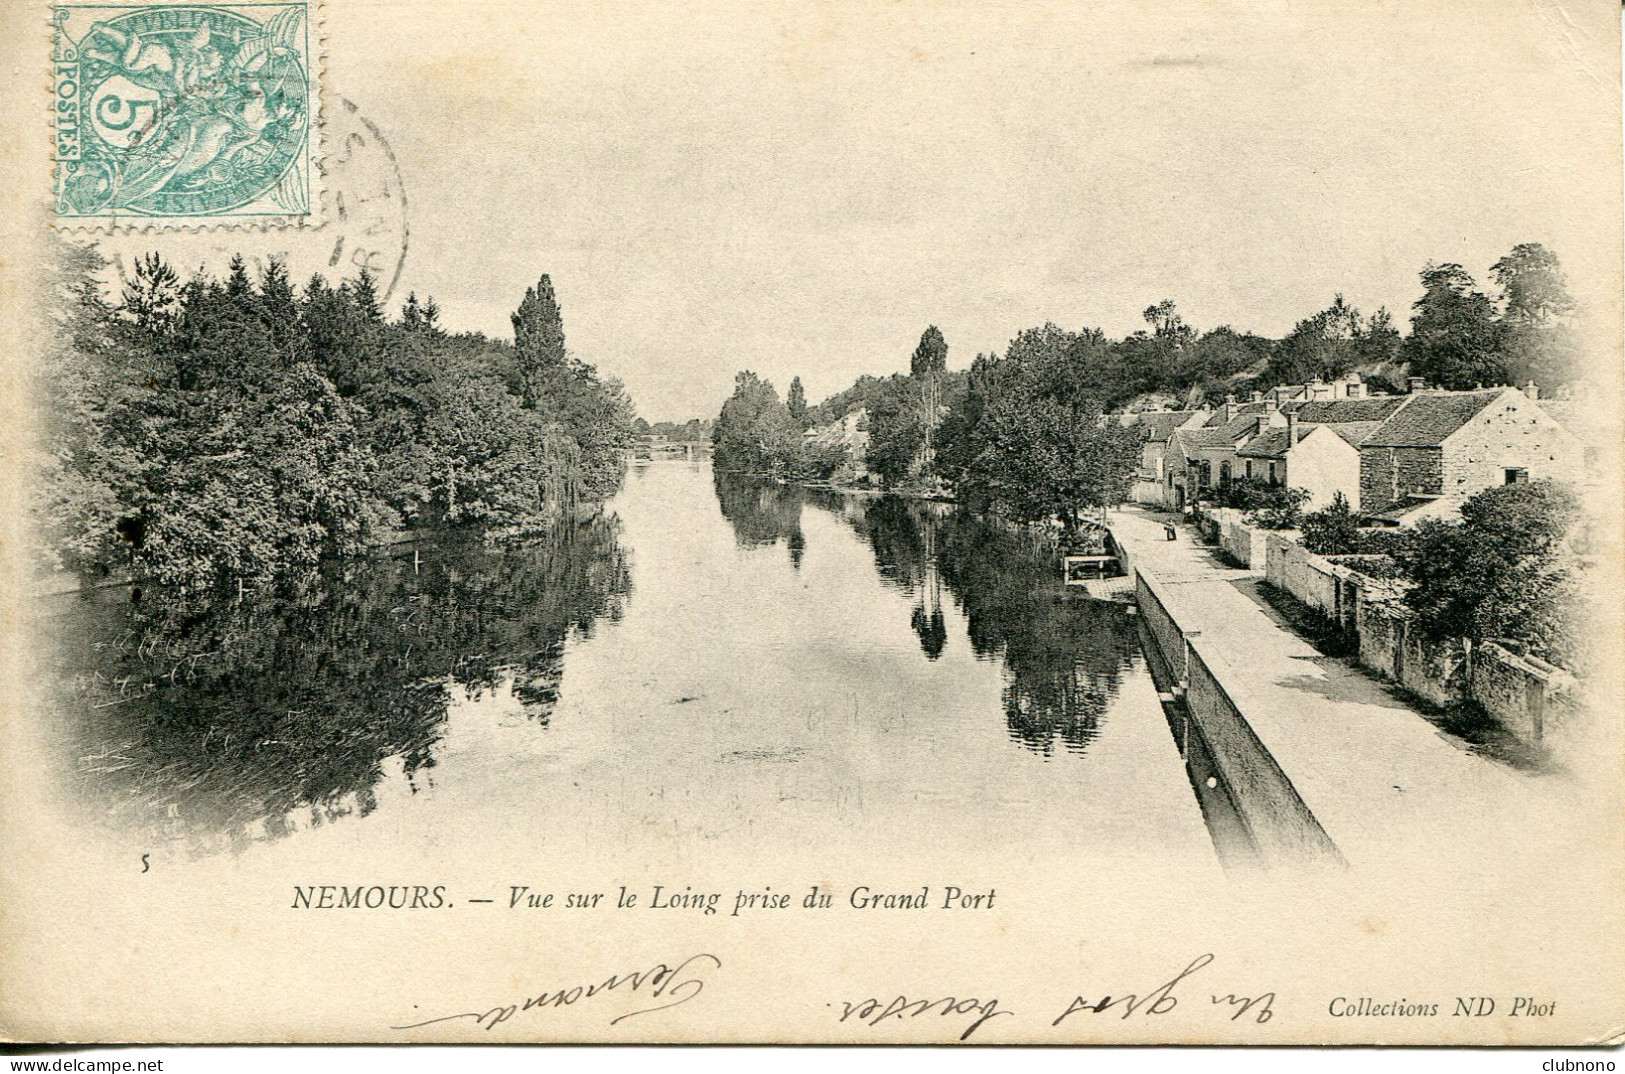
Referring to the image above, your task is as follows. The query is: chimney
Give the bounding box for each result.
[1407,376,1425,394]
[1220,402,1235,424]
[1250,390,1262,403]
[1346,375,1366,400]
[1524,380,1540,400]
[1286,411,1298,445]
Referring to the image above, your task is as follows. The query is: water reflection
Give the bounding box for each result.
[51,516,630,853]
[55,468,1181,859]
[713,471,806,569]
[712,473,1142,758]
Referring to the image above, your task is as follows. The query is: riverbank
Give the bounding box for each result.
[30,503,608,601]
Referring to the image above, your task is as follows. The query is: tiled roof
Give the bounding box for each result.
[1325,421,1385,448]
[1281,396,1411,423]
[1172,427,1234,449]
[1238,419,1384,459]
[1236,427,1297,459]
[1360,390,1506,448]
[1201,401,1268,427]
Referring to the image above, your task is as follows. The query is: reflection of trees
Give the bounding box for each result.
[713,471,806,568]
[55,516,629,852]
[829,495,1139,754]
[937,512,1139,756]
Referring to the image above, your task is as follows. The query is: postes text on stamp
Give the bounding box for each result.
[53,2,317,227]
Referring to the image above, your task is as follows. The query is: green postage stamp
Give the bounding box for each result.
[52,1,317,227]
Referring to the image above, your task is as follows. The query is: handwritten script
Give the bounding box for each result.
[835,954,1275,1041]
[392,952,1277,1039]
[392,953,722,1032]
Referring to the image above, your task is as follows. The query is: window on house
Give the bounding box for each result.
[1268,462,1278,485]
[1245,461,1253,479]
[1504,468,1528,485]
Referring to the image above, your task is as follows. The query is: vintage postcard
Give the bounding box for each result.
[1,0,1621,1049]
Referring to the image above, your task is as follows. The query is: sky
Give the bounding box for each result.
[119,0,1625,422]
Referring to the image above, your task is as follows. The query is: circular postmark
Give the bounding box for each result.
[100,97,409,305]
[58,5,312,218]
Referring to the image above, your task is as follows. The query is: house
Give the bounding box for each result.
[1229,394,1413,511]
[1236,413,1374,511]
[1257,371,1373,407]
[804,407,872,479]
[1160,377,1414,511]
[1126,409,1210,506]
[1357,386,1583,524]
[1165,409,1277,509]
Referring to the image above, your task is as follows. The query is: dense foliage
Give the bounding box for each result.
[1298,492,1366,554]
[1207,479,1310,529]
[1393,481,1582,666]
[32,239,634,590]
[711,371,847,481]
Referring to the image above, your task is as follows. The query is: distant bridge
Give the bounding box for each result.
[628,439,714,461]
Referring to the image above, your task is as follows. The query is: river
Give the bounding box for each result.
[46,460,1216,864]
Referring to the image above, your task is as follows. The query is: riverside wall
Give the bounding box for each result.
[1133,566,1340,865]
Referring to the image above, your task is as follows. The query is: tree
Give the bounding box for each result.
[506,275,632,496]
[966,394,1139,532]
[1299,492,1363,554]
[1402,263,1507,389]
[1207,478,1309,527]
[351,266,383,322]
[512,274,567,408]
[1356,306,1402,368]
[911,325,947,376]
[1268,294,1363,384]
[31,237,143,575]
[122,252,182,336]
[1143,299,1192,343]
[1393,480,1581,666]
[1491,242,1578,391]
[1185,326,1272,396]
[910,325,949,478]
[712,371,802,475]
[865,377,927,486]
[787,375,808,425]
[401,292,424,330]
[33,244,632,589]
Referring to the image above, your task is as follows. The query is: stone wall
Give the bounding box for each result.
[1211,508,1270,570]
[1131,479,1166,506]
[1352,605,1460,708]
[1351,588,1578,742]
[1472,642,1584,747]
[1359,446,1443,514]
[1135,570,1187,684]
[1265,532,1337,615]
[1440,398,1583,499]
[1182,639,1339,863]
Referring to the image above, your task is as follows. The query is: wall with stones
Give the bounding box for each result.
[1359,446,1443,513]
